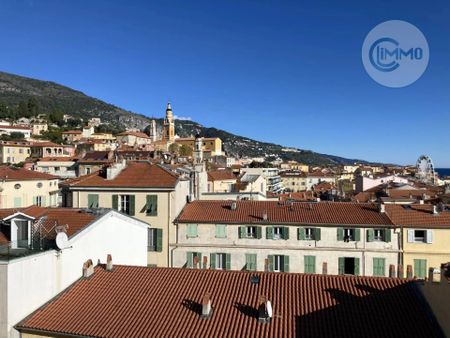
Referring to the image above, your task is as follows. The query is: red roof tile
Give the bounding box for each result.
[207,170,236,182]
[177,201,392,225]
[0,166,58,181]
[16,266,443,338]
[385,204,450,227]
[62,161,178,188]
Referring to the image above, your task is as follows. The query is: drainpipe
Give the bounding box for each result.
[167,190,172,267]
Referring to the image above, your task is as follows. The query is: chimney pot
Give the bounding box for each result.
[106,254,113,271]
[231,201,237,210]
[201,293,213,319]
[83,259,94,278]
[379,204,385,213]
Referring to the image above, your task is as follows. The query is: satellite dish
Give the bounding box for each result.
[266,300,273,318]
[56,232,69,250]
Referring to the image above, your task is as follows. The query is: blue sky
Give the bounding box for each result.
[1,0,449,166]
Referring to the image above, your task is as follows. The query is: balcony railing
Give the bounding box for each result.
[0,240,47,261]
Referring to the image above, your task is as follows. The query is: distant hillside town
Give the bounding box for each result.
[0,102,449,338]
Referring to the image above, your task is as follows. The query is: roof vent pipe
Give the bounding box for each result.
[231,201,237,210]
[379,204,385,213]
[106,254,113,272]
[201,293,213,319]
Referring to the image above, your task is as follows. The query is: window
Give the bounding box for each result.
[215,224,227,238]
[247,226,256,238]
[37,182,43,188]
[374,229,383,241]
[85,167,91,175]
[338,257,360,275]
[270,255,289,272]
[147,228,162,252]
[211,253,230,270]
[304,255,316,274]
[414,259,427,279]
[337,228,360,242]
[245,253,257,271]
[14,197,22,208]
[112,194,135,216]
[34,196,43,207]
[367,228,391,242]
[146,195,158,216]
[120,195,130,214]
[273,227,282,239]
[187,252,202,268]
[239,226,262,239]
[186,224,198,238]
[298,227,321,241]
[267,226,289,240]
[414,230,426,243]
[88,194,99,208]
[373,258,385,277]
[14,183,21,189]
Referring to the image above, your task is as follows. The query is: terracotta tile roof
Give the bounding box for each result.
[37,157,79,162]
[269,191,315,201]
[62,161,179,188]
[117,131,150,139]
[0,166,58,181]
[30,141,63,147]
[177,201,392,225]
[62,130,82,134]
[385,204,450,227]
[16,266,443,338]
[0,140,31,147]
[207,170,236,182]
[0,125,32,130]
[0,207,98,244]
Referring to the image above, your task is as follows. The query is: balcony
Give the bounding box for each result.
[0,241,48,261]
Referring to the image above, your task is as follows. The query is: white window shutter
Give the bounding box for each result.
[407,230,414,243]
[426,230,433,243]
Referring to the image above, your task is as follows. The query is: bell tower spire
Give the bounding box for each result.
[163,102,175,143]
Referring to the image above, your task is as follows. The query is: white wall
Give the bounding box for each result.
[0,211,148,338]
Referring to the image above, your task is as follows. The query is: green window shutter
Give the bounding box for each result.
[282,227,289,240]
[283,255,290,273]
[314,228,321,241]
[42,196,46,207]
[128,195,135,216]
[33,196,37,205]
[256,226,262,239]
[268,255,274,272]
[337,228,344,241]
[414,259,427,278]
[238,226,245,239]
[304,256,316,274]
[367,229,374,242]
[266,226,274,239]
[187,224,198,238]
[146,195,158,216]
[246,254,257,271]
[373,258,385,277]
[384,228,391,242]
[112,195,118,210]
[225,254,231,270]
[215,224,226,238]
[338,257,345,275]
[354,258,360,276]
[298,227,305,240]
[187,252,193,268]
[88,194,99,208]
[354,229,361,241]
[210,253,216,269]
[14,197,22,208]
[156,229,163,252]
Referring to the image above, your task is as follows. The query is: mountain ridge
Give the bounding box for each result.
[0,71,370,165]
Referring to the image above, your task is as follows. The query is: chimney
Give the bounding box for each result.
[322,262,328,275]
[262,211,268,221]
[379,204,385,213]
[106,254,113,272]
[201,293,213,319]
[83,259,94,278]
[193,255,199,269]
[202,255,208,269]
[258,296,272,324]
[397,264,404,278]
[389,264,396,278]
[433,205,438,215]
[231,201,237,210]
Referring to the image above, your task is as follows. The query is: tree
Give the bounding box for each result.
[168,143,180,155]
[27,97,40,116]
[179,144,193,157]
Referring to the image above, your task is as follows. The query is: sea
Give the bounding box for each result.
[436,168,450,177]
